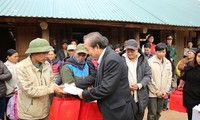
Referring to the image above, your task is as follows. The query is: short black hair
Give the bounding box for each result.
[71,39,79,44]
[166,34,174,39]
[114,44,123,51]
[155,43,167,51]
[7,49,17,56]
[61,39,69,44]
[187,41,192,45]
[53,49,57,54]
[144,42,151,48]
[146,34,154,41]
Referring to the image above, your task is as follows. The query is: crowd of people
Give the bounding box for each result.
[0,32,200,120]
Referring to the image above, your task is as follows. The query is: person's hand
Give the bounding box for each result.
[129,85,134,91]
[156,91,163,98]
[53,85,64,95]
[177,86,183,90]
[12,87,17,93]
[170,58,174,62]
[87,86,93,90]
[178,79,185,89]
[53,39,56,45]
[161,91,167,98]
[130,84,138,91]
[132,84,139,90]
[78,92,83,99]
[177,84,182,89]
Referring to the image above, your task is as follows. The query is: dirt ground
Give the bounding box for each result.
[143,108,187,120]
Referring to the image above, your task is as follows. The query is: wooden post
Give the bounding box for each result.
[40,21,49,41]
[120,27,125,45]
[196,31,200,45]
[134,31,140,47]
[42,29,49,41]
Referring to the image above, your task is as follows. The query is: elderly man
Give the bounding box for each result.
[15,38,64,120]
[75,32,137,120]
[122,39,151,120]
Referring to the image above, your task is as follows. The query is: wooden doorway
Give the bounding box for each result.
[0,27,16,62]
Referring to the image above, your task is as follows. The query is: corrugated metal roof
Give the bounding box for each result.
[133,0,200,27]
[0,0,200,27]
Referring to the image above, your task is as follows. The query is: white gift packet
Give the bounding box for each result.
[192,104,200,120]
[63,83,83,95]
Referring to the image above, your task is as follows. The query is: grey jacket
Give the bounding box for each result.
[123,53,152,112]
[0,61,12,97]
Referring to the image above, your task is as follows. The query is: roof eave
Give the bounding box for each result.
[1,16,200,31]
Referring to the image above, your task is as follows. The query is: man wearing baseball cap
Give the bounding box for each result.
[61,43,89,84]
[122,39,151,120]
[14,38,64,120]
[67,44,76,57]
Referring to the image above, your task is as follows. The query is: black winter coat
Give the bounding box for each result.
[0,61,12,97]
[183,65,200,108]
[123,53,152,113]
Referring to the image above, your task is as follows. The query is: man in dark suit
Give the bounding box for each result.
[75,32,137,120]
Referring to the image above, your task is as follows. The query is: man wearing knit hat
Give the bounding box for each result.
[14,38,64,120]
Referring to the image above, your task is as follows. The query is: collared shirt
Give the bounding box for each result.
[64,50,68,58]
[30,56,43,72]
[97,48,107,66]
[144,53,153,59]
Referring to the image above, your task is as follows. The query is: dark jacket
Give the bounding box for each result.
[144,53,153,59]
[183,65,200,108]
[85,56,97,77]
[47,57,62,74]
[56,49,68,61]
[123,53,151,113]
[0,61,12,97]
[47,57,62,84]
[76,47,137,120]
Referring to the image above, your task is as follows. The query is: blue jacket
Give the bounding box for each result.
[61,57,89,84]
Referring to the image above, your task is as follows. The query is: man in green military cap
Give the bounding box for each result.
[14,38,64,120]
[61,43,89,84]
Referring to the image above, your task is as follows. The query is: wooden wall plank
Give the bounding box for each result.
[16,26,41,61]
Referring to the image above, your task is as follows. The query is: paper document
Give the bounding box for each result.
[63,83,83,95]
[192,104,200,120]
